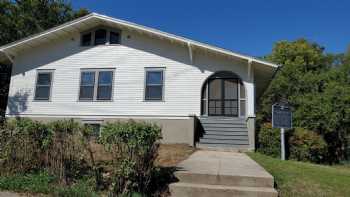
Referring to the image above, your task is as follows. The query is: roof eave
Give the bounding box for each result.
[0,12,279,68]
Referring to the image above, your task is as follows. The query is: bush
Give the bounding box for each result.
[46,119,87,183]
[257,123,281,158]
[99,120,162,196]
[0,118,89,183]
[289,128,328,163]
[0,118,52,173]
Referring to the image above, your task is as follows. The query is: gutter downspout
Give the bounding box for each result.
[187,41,193,64]
[0,50,14,64]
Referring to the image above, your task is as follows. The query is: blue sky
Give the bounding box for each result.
[72,0,350,57]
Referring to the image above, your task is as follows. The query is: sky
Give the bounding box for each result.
[72,0,350,57]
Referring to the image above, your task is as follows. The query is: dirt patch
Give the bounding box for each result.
[156,144,196,167]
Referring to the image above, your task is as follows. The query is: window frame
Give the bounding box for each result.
[144,67,165,101]
[82,120,103,138]
[94,29,107,46]
[34,70,54,101]
[78,68,115,102]
[81,32,92,46]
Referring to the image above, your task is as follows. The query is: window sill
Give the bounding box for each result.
[78,100,114,102]
[143,99,165,102]
[80,44,121,47]
[33,99,51,102]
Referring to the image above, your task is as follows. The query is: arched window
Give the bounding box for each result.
[201,71,246,117]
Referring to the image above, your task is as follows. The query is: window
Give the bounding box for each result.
[94,29,107,45]
[81,28,121,46]
[145,69,164,101]
[79,69,114,101]
[97,71,113,100]
[109,31,120,44]
[79,71,95,100]
[34,71,53,101]
[81,32,92,46]
[84,123,101,137]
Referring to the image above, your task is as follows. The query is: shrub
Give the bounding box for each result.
[289,127,328,163]
[0,118,52,173]
[0,118,89,184]
[46,119,87,184]
[99,120,162,196]
[257,123,281,158]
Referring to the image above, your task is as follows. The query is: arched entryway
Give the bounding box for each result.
[201,71,246,117]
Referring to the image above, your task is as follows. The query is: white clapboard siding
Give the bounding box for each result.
[7,28,254,118]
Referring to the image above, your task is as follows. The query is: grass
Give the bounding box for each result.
[0,171,99,197]
[247,152,350,197]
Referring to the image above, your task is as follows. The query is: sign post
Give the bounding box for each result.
[272,103,292,160]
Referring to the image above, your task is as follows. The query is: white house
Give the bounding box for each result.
[0,13,278,150]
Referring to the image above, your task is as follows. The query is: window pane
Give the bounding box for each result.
[240,100,246,117]
[97,85,112,100]
[94,29,107,45]
[81,72,95,86]
[224,79,238,99]
[146,85,162,100]
[35,86,50,100]
[240,83,245,98]
[209,79,221,100]
[82,33,91,46]
[37,73,51,85]
[98,71,112,85]
[146,71,162,85]
[110,31,120,44]
[79,86,94,100]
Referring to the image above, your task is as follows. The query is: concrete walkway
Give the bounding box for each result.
[170,150,278,197]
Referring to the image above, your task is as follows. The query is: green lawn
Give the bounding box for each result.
[247,152,350,197]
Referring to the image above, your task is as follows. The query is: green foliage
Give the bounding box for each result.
[289,128,328,163]
[0,118,89,183]
[0,118,53,173]
[0,0,89,46]
[257,123,281,158]
[259,39,350,163]
[0,171,56,194]
[99,120,162,196]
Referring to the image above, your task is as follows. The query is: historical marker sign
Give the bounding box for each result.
[272,103,292,161]
[272,103,292,129]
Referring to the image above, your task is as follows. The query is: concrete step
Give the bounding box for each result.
[169,182,278,197]
[174,171,273,188]
[196,143,250,150]
[204,131,248,136]
[202,134,248,140]
[199,119,246,124]
[202,127,247,132]
[199,138,249,145]
[201,123,247,128]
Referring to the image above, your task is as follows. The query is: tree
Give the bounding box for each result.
[258,39,330,122]
[258,39,350,162]
[0,0,89,120]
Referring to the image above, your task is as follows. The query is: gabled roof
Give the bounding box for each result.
[0,13,278,68]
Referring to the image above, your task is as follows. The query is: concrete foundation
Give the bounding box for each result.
[9,116,196,146]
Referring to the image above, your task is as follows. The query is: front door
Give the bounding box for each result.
[208,78,239,116]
